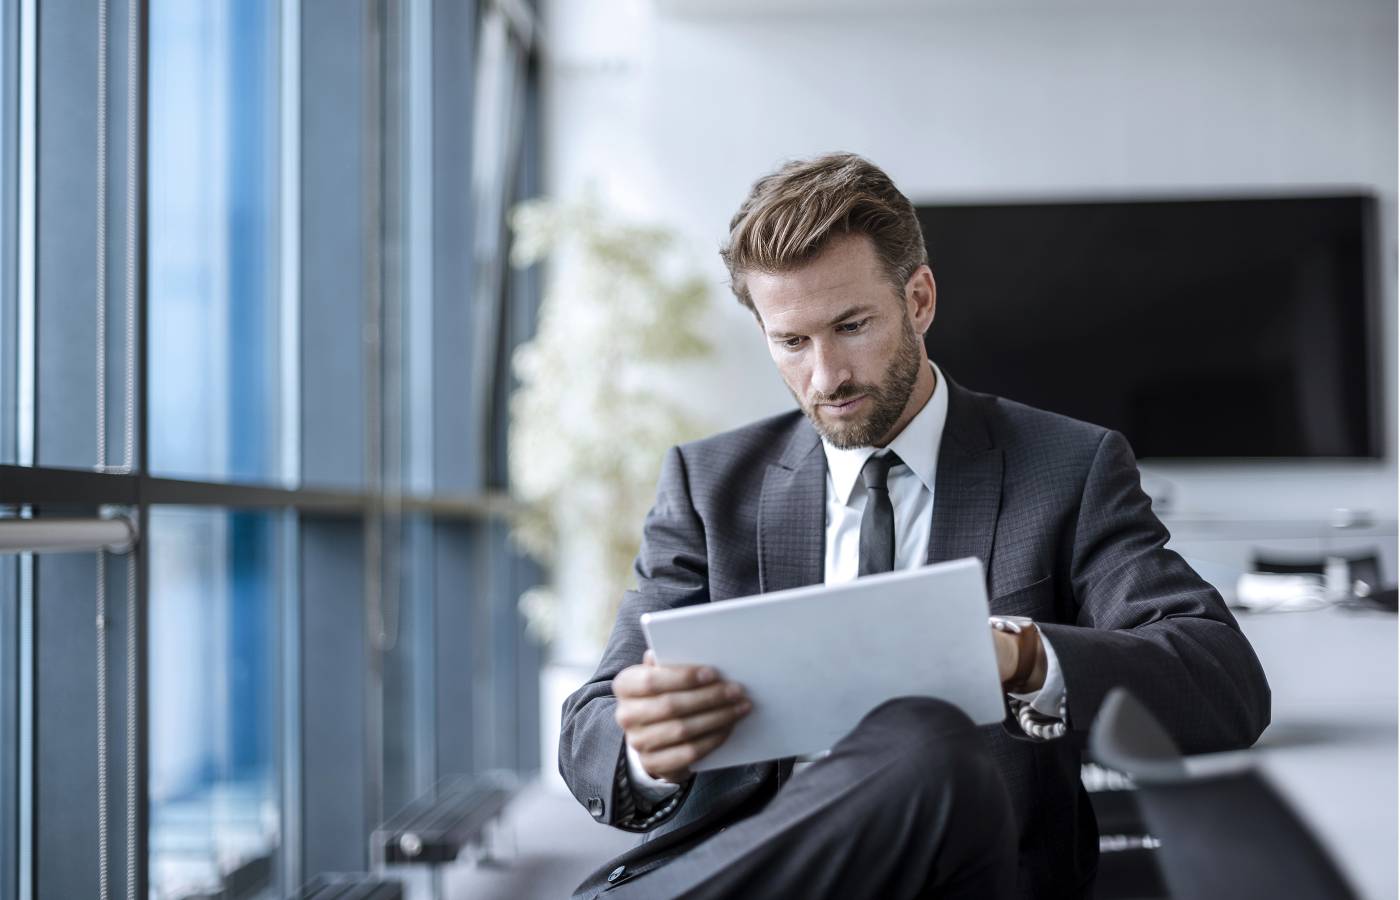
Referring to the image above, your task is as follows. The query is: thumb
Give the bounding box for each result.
[643,649,657,666]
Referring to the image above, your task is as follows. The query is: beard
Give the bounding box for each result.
[795,316,924,449]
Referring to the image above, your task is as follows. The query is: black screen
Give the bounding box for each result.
[917,195,1380,459]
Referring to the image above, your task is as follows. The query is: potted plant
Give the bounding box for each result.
[507,197,714,785]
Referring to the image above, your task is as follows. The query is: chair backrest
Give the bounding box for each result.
[1087,688,1187,785]
[1090,688,1358,900]
[1133,769,1357,900]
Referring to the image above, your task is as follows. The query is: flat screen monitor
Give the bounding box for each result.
[916,195,1381,459]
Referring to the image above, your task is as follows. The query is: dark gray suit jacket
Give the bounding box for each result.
[560,376,1271,899]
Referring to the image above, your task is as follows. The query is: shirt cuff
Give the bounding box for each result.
[625,741,683,802]
[1009,632,1066,719]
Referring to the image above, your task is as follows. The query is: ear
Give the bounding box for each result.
[905,265,936,335]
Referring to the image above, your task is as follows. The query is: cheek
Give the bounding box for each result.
[864,328,902,365]
[770,352,809,393]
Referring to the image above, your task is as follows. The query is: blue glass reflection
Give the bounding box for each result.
[148,0,278,484]
[148,507,279,898]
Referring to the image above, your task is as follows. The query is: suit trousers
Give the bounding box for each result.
[596,697,1018,899]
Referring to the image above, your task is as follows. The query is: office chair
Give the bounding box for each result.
[1089,688,1358,900]
[1082,758,1168,900]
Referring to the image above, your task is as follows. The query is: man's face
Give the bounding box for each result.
[746,234,935,449]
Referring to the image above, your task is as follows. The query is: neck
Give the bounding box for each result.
[872,360,936,448]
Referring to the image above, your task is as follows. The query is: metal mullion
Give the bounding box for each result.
[131,1,147,897]
[130,503,146,900]
[16,546,32,899]
[133,0,146,485]
[277,1,303,891]
[140,475,366,514]
[0,562,18,899]
[1,466,514,521]
[363,0,387,848]
[0,7,28,892]
[1,466,514,523]
[0,0,17,470]
[278,507,301,895]
[15,0,34,470]
[0,465,138,506]
[397,493,513,519]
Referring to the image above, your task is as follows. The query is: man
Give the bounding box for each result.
[559,153,1271,899]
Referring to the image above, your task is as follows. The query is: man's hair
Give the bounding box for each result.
[720,152,929,316]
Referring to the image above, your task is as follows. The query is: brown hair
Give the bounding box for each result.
[721,152,928,315]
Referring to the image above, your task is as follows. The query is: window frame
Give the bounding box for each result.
[0,0,544,897]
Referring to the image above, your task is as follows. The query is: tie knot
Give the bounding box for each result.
[860,451,902,493]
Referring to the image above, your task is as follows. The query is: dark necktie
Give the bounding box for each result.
[858,452,901,576]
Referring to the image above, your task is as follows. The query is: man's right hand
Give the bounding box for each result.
[613,650,751,783]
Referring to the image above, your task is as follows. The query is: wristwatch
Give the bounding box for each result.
[989,615,1042,693]
[989,614,1068,740]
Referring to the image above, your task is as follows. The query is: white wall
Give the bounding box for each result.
[541,0,1398,524]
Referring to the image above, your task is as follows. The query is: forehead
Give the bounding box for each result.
[746,234,893,333]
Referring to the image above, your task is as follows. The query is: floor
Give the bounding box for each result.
[407,780,636,900]
[387,605,1397,900]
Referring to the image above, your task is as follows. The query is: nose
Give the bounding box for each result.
[809,340,851,398]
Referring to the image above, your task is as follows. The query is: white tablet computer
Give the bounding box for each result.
[639,557,1006,771]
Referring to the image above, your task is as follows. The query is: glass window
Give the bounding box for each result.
[1,1,542,895]
[33,0,138,472]
[379,515,435,818]
[148,507,283,899]
[148,1,283,485]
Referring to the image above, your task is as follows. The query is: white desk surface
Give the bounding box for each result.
[1182,606,1397,900]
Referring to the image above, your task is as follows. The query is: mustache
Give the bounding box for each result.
[810,383,876,405]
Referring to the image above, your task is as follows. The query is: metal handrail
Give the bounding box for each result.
[0,516,137,554]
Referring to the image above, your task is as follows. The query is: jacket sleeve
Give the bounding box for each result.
[1035,430,1272,753]
[557,445,710,830]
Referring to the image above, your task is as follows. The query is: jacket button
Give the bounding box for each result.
[587,797,604,818]
[607,865,626,883]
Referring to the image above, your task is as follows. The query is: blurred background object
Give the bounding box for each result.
[505,196,716,797]
[506,195,714,661]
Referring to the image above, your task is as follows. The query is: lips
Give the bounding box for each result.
[820,395,867,414]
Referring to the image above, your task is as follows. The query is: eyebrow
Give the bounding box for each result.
[767,304,877,341]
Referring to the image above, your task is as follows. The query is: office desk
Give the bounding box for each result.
[1184,606,1397,900]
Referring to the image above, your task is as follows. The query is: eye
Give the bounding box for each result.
[780,336,806,351]
[836,318,870,334]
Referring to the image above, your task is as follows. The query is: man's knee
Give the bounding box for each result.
[857,695,977,744]
[841,697,1001,805]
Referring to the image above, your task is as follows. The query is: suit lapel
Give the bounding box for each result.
[757,422,826,594]
[927,379,1004,575]
[755,377,1004,591]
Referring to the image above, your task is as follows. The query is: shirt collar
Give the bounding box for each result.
[822,361,948,506]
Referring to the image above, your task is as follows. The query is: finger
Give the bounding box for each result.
[615,681,745,728]
[615,681,744,729]
[627,701,752,753]
[643,649,656,666]
[613,662,719,698]
[640,728,732,782]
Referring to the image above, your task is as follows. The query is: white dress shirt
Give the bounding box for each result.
[627,362,1065,800]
